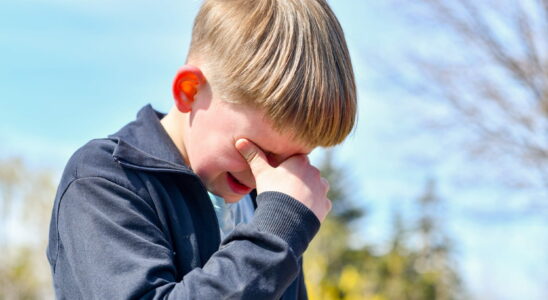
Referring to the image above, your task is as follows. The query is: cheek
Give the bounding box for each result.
[212,142,250,172]
[192,147,247,176]
[224,148,250,172]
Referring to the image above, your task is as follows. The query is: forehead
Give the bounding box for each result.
[222,100,313,156]
[254,126,313,157]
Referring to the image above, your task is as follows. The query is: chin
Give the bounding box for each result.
[223,195,243,204]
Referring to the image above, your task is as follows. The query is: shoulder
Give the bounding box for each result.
[58,138,148,201]
[61,138,117,182]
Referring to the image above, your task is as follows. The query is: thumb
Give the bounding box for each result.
[235,138,270,175]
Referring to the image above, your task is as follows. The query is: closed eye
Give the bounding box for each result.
[264,151,277,166]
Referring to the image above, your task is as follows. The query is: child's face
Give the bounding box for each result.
[181,91,313,203]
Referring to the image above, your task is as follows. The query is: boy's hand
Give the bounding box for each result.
[235,138,331,223]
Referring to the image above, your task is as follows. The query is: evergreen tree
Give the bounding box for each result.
[304,153,464,300]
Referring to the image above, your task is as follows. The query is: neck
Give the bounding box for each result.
[160,107,190,166]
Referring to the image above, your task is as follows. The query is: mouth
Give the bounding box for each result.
[226,173,252,195]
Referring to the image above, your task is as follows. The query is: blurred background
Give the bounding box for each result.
[1,0,547,299]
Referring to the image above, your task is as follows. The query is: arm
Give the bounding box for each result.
[56,177,319,299]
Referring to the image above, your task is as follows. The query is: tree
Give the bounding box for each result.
[361,179,462,300]
[381,0,548,216]
[0,157,55,299]
[412,179,462,300]
[304,151,463,299]
[304,150,370,299]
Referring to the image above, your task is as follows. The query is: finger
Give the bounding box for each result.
[235,138,271,175]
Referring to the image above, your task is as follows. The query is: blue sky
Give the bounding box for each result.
[1,1,547,299]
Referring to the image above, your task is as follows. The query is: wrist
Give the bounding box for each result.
[250,191,320,257]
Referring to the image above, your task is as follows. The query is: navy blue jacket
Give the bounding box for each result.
[47,105,320,299]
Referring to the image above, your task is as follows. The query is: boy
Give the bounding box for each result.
[47,0,356,299]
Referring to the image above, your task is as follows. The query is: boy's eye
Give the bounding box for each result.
[264,152,277,166]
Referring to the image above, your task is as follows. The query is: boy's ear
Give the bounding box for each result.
[172,65,206,113]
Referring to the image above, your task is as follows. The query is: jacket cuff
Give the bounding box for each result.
[251,191,320,257]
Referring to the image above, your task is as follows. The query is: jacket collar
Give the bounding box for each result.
[108,104,194,175]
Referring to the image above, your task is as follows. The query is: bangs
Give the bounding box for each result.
[190,0,357,146]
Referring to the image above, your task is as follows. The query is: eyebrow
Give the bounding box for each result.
[263,149,277,158]
[256,145,279,159]
[255,141,311,159]
[263,148,310,159]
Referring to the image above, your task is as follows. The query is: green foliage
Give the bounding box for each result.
[319,150,364,226]
[0,153,465,299]
[0,247,46,300]
[0,157,55,299]
[304,152,463,300]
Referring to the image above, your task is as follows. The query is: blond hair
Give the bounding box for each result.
[188,0,357,147]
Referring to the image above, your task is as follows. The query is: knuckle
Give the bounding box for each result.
[296,155,309,164]
[245,150,257,163]
[322,178,330,192]
[310,167,321,177]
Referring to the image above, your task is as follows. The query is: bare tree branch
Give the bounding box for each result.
[382,0,548,214]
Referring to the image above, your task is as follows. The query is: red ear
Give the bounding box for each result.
[172,65,206,113]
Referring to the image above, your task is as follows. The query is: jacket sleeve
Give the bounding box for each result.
[56,177,319,300]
